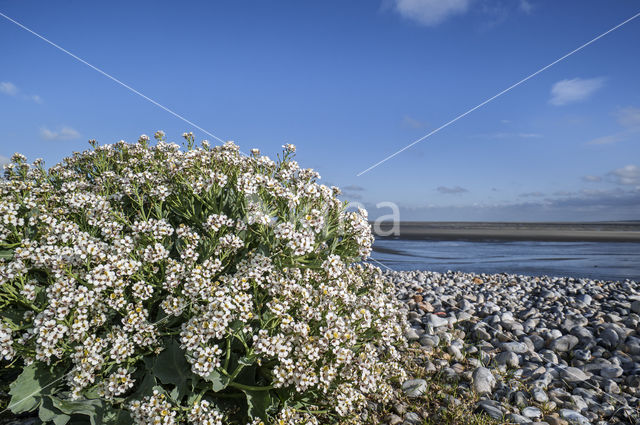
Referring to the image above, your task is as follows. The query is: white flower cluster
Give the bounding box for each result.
[0,135,405,424]
[187,400,224,425]
[0,321,15,360]
[99,367,135,400]
[129,390,177,425]
[205,214,234,233]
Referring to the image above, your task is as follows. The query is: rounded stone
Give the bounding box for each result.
[549,335,579,353]
[599,366,623,379]
[560,409,591,425]
[494,351,519,368]
[560,367,590,383]
[522,406,543,418]
[472,367,496,395]
[500,341,529,354]
[532,387,549,403]
[401,379,427,398]
[402,412,422,425]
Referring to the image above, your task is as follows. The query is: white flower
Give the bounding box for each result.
[99,367,134,399]
[0,322,15,360]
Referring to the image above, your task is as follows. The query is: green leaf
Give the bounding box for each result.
[0,249,13,260]
[0,308,28,328]
[169,386,180,401]
[52,397,105,425]
[51,397,102,417]
[99,406,132,425]
[131,373,156,400]
[53,414,72,425]
[229,320,243,332]
[9,362,62,413]
[242,389,275,420]
[204,369,229,392]
[238,353,257,366]
[151,338,190,400]
[39,396,66,423]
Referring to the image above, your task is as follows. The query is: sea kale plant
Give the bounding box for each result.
[0,132,408,425]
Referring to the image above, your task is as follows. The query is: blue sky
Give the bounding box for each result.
[1,0,639,221]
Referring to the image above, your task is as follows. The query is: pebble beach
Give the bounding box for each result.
[388,269,640,425]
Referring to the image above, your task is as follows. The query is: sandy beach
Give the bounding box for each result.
[372,221,640,242]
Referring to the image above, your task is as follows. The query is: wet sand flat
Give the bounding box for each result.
[372,221,640,242]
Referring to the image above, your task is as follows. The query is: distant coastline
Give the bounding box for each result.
[371,221,640,242]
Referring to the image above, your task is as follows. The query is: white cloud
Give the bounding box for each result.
[393,0,471,26]
[584,106,640,146]
[519,0,533,13]
[342,185,365,192]
[401,115,425,129]
[475,132,542,139]
[40,126,81,141]
[586,133,625,145]
[519,191,545,198]
[549,77,605,106]
[609,165,639,186]
[0,81,43,103]
[0,81,19,96]
[616,106,640,128]
[582,175,602,183]
[0,155,10,167]
[437,185,468,194]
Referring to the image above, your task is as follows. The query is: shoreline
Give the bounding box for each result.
[372,221,640,242]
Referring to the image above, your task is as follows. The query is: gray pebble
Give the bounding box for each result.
[472,367,496,395]
[401,379,427,398]
[522,406,543,419]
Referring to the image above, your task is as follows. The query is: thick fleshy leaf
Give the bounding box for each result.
[8,363,61,413]
[204,370,229,392]
[51,396,103,424]
[151,338,191,399]
[242,389,275,420]
[38,396,67,424]
[99,406,132,425]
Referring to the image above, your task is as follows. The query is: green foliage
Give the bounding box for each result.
[9,363,58,413]
[151,338,191,399]
[0,134,407,424]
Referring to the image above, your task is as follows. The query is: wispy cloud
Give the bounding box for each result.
[401,115,425,129]
[437,185,468,194]
[586,133,625,145]
[0,155,10,167]
[364,187,640,221]
[609,165,639,186]
[616,106,640,129]
[340,184,366,200]
[391,0,471,26]
[342,185,366,192]
[40,126,81,141]
[519,191,545,198]
[549,77,605,106]
[582,175,602,183]
[519,0,533,14]
[0,81,42,103]
[0,81,19,96]
[586,105,640,146]
[476,132,542,139]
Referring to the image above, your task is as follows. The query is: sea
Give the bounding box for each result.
[370,239,640,282]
